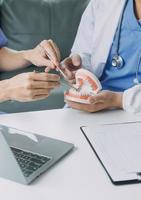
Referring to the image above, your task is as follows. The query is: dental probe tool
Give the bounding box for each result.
[56,65,81,91]
[45,50,79,91]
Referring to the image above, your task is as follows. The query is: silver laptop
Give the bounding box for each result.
[0,124,74,185]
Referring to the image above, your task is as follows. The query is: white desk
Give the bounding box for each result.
[0,109,141,200]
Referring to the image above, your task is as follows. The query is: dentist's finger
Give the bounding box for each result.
[65,100,106,113]
[89,94,105,104]
[63,67,75,80]
[71,54,82,68]
[61,55,81,71]
[89,91,113,104]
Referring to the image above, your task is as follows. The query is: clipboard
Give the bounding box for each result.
[80,123,141,185]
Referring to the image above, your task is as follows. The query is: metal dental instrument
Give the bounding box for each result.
[56,65,80,91]
[56,67,80,91]
[44,50,80,91]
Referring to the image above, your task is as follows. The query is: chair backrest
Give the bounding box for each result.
[0,0,90,59]
[0,0,90,113]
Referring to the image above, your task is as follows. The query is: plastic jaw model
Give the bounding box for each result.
[64,69,102,104]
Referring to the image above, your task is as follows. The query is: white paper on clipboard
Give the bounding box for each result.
[81,122,141,182]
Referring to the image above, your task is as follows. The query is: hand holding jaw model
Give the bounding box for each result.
[65,69,102,104]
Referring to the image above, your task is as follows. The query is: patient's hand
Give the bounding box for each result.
[65,91,123,113]
[61,54,82,83]
[6,72,60,102]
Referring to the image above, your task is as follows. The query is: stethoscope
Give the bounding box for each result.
[111,0,141,84]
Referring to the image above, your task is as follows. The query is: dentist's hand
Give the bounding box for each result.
[65,91,123,113]
[6,72,60,102]
[61,54,82,82]
[23,39,61,69]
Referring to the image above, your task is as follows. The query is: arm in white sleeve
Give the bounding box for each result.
[71,0,96,70]
[123,84,141,113]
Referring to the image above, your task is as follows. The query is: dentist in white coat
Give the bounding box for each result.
[61,0,141,113]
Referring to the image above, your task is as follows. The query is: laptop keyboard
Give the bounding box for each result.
[11,147,51,177]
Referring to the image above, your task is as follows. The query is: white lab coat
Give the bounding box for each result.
[71,0,141,113]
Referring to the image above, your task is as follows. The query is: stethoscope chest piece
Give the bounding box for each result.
[112,55,124,69]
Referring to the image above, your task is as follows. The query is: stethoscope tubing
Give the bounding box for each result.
[112,0,141,84]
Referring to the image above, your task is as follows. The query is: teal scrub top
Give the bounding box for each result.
[100,0,141,92]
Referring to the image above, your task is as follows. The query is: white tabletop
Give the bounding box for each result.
[0,108,141,200]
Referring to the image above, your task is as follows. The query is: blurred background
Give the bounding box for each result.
[0,0,90,113]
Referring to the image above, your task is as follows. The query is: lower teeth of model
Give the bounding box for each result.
[71,80,93,96]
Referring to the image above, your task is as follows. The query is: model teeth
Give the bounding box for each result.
[65,69,102,104]
[80,80,93,95]
[70,80,93,96]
